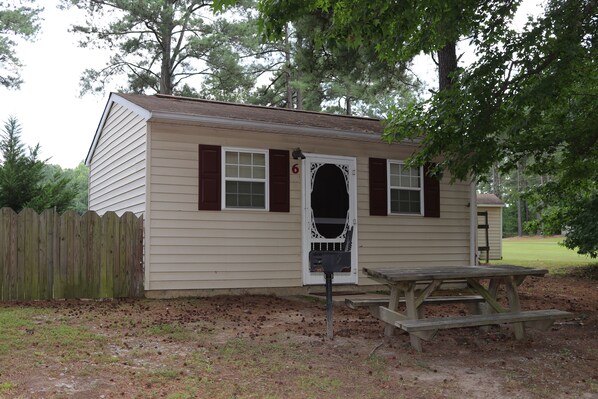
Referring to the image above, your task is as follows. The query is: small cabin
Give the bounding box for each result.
[86,93,477,297]
[477,193,505,261]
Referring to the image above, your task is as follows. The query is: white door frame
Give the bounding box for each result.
[302,153,358,285]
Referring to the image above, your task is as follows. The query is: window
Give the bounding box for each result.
[199,145,289,212]
[388,161,423,215]
[222,148,268,209]
[369,158,439,217]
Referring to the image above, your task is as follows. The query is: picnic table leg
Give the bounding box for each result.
[384,285,401,337]
[482,278,501,314]
[505,276,525,340]
[404,285,423,352]
[480,277,501,332]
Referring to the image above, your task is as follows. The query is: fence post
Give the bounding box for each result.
[52,208,63,299]
[134,216,144,297]
[17,209,26,300]
[72,211,82,298]
[44,209,55,300]
[82,211,102,298]
[26,208,40,300]
[101,212,117,298]
[0,208,16,301]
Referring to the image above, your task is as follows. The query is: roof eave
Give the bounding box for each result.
[148,110,405,144]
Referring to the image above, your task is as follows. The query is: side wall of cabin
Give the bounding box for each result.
[88,103,147,215]
[477,206,503,260]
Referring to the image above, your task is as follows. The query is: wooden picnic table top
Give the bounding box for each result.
[363,264,548,283]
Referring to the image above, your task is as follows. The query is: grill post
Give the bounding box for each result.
[325,272,334,339]
[308,227,353,341]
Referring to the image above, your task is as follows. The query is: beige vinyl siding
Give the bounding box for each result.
[88,103,147,215]
[477,206,503,260]
[147,120,471,291]
[357,160,470,284]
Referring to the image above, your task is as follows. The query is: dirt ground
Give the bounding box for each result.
[1,268,597,399]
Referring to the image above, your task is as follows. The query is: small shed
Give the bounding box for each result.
[477,193,505,261]
[86,93,478,297]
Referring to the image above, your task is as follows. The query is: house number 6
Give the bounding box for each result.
[292,164,299,174]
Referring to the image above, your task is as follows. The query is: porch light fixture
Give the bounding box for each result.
[292,148,305,160]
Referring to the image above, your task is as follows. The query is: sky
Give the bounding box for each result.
[0,0,109,169]
[0,0,542,169]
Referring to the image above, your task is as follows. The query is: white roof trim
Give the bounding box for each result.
[477,203,505,208]
[85,93,152,166]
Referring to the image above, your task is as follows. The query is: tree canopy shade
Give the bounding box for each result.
[0,1,42,88]
[250,0,598,256]
[61,0,258,96]
[253,0,521,90]
[384,0,597,256]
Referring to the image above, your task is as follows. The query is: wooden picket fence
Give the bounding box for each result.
[0,208,144,301]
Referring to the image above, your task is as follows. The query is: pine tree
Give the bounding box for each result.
[0,117,76,213]
[0,1,42,88]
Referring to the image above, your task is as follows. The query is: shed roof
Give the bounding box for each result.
[477,193,505,206]
[118,93,383,135]
[86,93,400,166]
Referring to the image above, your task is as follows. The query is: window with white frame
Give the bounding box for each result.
[223,148,268,209]
[388,161,423,215]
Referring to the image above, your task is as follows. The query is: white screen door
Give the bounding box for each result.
[302,154,357,285]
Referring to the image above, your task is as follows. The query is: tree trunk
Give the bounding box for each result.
[517,199,523,237]
[516,162,523,236]
[296,73,303,110]
[492,163,502,199]
[159,5,174,95]
[346,97,352,115]
[437,41,457,90]
[284,24,293,108]
[160,39,173,94]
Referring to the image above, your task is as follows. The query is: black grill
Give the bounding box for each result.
[308,227,353,273]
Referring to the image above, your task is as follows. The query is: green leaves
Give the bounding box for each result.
[0,117,43,212]
[382,0,597,255]
[65,0,260,96]
[256,0,597,255]
[0,1,42,88]
[0,117,78,213]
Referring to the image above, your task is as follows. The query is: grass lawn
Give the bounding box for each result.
[493,235,598,274]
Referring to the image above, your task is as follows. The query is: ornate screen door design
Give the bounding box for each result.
[302,154,357,285]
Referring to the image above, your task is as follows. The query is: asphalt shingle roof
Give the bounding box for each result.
[118,93,384,135]
[477,193,505,206]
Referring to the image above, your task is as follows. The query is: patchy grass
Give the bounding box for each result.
[494,236,598,275]
[0,292,596,398]
[144,322,193,341]
[0,381,16,394]
[0,307,105,358]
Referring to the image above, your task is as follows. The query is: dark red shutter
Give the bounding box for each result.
[369,158,388,216]
[423,162,440,218]
[269,149,290,212]
[198,144,221,210]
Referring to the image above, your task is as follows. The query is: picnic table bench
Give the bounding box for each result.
[346,295,485,318]
[360,264,572,351]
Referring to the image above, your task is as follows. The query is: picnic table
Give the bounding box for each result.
[352,264,572,351]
